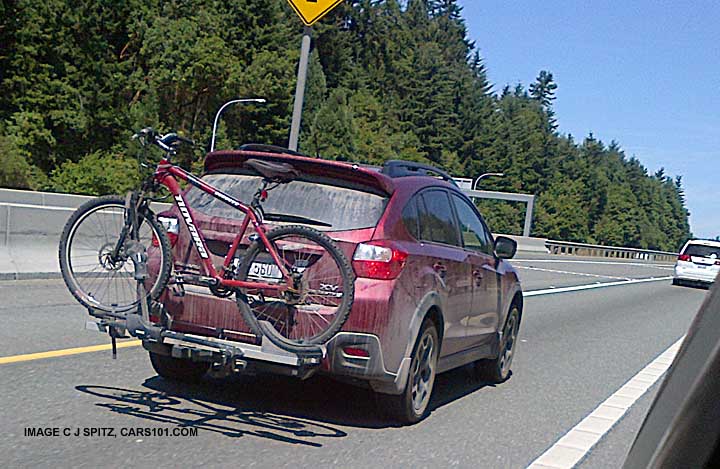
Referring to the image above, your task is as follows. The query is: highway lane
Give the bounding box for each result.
[0,256,709,468]
[0,255,675,357]
[511,254,674,291]
[0,280,112,356]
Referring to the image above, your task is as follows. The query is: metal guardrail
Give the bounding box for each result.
[546,240,678,263]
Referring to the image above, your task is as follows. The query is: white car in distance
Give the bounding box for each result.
[673,239,720,287]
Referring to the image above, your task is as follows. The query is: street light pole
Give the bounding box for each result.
[473,172,505,191]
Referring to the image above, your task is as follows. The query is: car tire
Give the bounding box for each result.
[476,305,521,384]
[148,352,209,383]
[672,278,681,286]
[376,318,439,425]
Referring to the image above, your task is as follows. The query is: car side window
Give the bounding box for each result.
[451,193,493,255]
[402,196,420,239]
[419,190,461,246]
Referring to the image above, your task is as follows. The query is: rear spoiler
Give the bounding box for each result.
[203,150,395,196]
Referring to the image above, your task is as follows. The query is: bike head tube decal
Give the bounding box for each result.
[174,194,209,259]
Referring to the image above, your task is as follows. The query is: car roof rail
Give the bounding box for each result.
[237,143,309,158]
[381,160,458,186]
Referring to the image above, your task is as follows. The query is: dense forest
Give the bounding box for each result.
[0,0,691,250]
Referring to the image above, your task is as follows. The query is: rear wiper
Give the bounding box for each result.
[263,213,332,227]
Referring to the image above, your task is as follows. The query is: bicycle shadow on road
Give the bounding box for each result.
[75,380,348,447]
[75,364,496,439]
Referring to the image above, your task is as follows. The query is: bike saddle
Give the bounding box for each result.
[245,159,300,183]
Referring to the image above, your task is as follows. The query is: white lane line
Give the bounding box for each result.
[523,276,672,297]
[513,259,674,270]
[515,265,631,281]
[527,337,684,469]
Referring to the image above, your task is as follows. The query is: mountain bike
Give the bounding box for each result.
[58,128,355,354]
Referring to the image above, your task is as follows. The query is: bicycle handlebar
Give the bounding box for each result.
[132,128,194,154]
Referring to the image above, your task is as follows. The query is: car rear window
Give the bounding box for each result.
[185,174,388,231]
[684,244,720,259]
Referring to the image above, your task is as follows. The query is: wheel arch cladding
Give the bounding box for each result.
[511,291,523,314]
[424,305,444,343]
[509,291,524,328]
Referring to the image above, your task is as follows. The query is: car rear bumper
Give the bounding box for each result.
[323,332,411,395]
[143,333,324,380]
[143,330,410,394]
[674,266,718,283]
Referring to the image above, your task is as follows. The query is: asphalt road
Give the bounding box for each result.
[0,255,709,468]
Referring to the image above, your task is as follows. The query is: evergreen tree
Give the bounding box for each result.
[0,0,692,249]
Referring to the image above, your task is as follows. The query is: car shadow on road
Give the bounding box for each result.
[429,364,498,411]
[75,364,496,441]
[675,282,711,291]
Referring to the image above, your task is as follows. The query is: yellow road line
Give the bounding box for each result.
[0,340,142,365]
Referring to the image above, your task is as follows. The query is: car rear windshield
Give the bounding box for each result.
[684,244,720,258]
[185,173,388,231]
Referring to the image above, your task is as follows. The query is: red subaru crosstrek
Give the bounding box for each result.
[149,146,523,424]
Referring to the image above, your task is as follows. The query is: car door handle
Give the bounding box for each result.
[433,262,447,278]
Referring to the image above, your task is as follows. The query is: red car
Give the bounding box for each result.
[149,146,523,423]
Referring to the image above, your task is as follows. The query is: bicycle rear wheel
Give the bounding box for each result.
[235,225,355,352]
[59,195,172,313]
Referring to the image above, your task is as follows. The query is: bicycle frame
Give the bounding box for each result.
[153,158,292,292]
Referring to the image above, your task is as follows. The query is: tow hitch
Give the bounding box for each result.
[84,240,325,378]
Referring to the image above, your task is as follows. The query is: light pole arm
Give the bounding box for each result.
[210,98,267,152]
[473,172,505,191]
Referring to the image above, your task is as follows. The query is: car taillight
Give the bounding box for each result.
[352,241,408,280]
[342,347,370,358]
[678,254,691,262]
[154,216,179,247]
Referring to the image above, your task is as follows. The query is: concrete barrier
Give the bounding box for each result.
[0,199,172,279]
[495,234,549,253]
[0,188,673,277]
[0,189,98,278]
[0,203,75,279]
[0,200,552,279]
[0,188,93,209]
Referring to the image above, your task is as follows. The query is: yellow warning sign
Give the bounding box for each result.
[286,0,345,26]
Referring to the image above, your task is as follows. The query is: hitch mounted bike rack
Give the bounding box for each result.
[86,313,325,378]
[85,240,325,376]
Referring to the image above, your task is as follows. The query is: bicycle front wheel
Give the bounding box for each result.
[235,225,355,351]
[58,195,172,313]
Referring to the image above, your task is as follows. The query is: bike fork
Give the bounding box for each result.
[110,191,140,261]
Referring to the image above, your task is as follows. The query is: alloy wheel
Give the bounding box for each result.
[411,331,436,413]
[499,309,519,378]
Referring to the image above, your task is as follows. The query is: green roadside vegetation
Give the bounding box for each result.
[0,0,691,250]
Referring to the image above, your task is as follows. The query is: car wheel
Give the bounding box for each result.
[149,352,209,383]
[672,278,681,286]
[377,319,439,425]
[476,305,520,383]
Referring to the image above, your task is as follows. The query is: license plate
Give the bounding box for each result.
[248,262,282,280]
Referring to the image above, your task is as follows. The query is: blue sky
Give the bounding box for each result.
[457,0,719,239]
